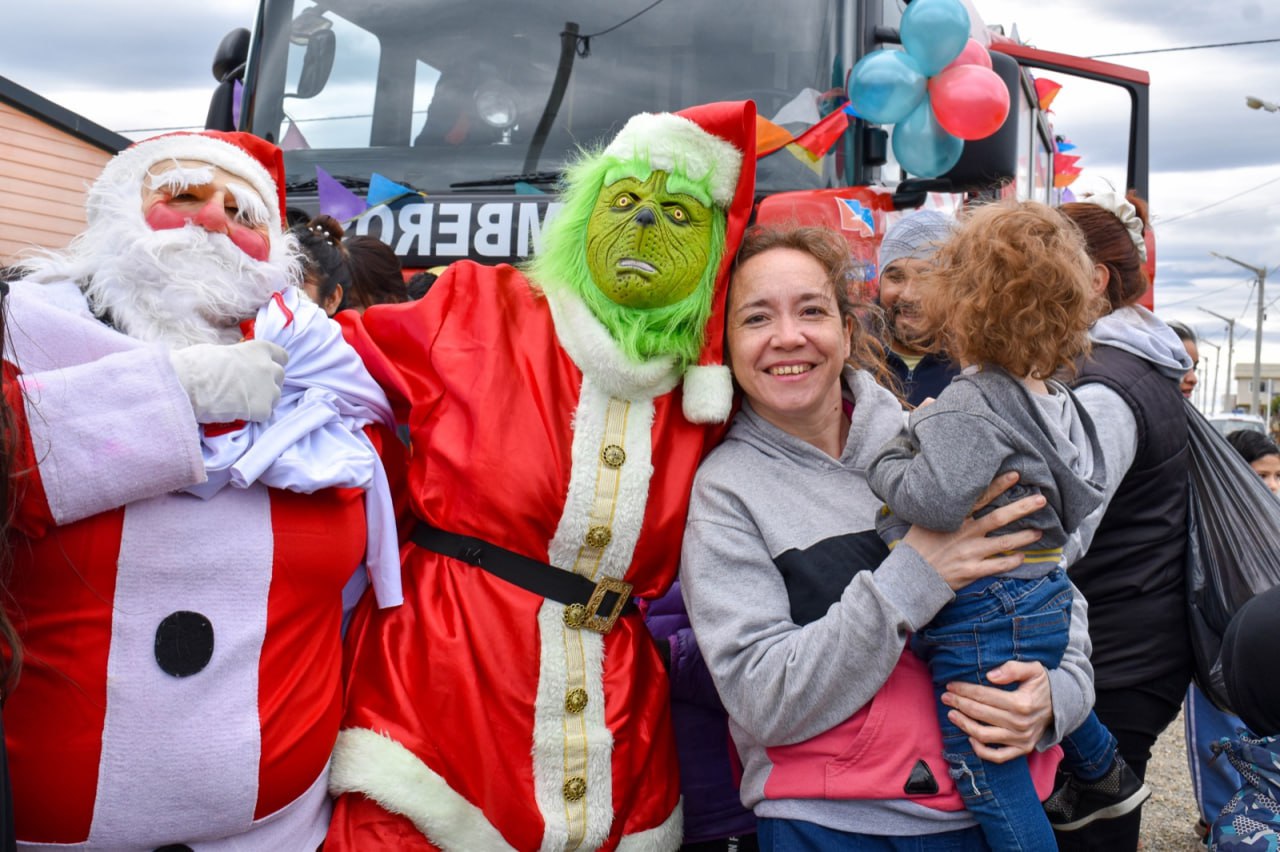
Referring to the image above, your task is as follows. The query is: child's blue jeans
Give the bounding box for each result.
[912,568,1118,852]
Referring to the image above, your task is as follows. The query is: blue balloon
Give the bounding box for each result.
[901,0,972,76]
[891,96,964,178]
[849,50,927,125]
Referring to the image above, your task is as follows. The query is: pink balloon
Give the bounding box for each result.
[944,38,993,72]
[928,65,1010,141]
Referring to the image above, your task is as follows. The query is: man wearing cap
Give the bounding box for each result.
[2,130,397,849]
[876,209,959,407]
[325,103,758,851]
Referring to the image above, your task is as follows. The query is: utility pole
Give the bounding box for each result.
[1199,338,1221,414]
[1210,253,1268,414]
[1200,307,1237,412]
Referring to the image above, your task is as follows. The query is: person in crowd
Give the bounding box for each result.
[1183,428,1280,843]
[405,269,439,300]
[1226,429,1280,495]
[1055,190,1195,852]
[875,209,960,407]
[1218,583,1280,739]
[645,580,758,852]
[343,235,410,312]
[325,102,759,851]
[1167,320,1200,400]
[867,201,1146,848]
[2,130,400,849]
[293,213,353,315]
[680,224,1096,851]
[1206,583,1280,850]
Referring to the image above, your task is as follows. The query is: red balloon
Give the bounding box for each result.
[929,65,1010,141]
[944,38,993,71]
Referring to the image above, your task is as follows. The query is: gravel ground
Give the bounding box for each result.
[1138,707,1207,851]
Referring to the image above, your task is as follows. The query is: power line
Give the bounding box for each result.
[1156,175,1280,225]
[1159,277,1255,309]
[1089,37,1280,59]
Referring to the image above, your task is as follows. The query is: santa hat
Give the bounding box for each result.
[89,130,288,235]
[604,102,757,424]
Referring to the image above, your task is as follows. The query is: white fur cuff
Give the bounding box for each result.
[603,113,742,207]
[682,365,733,424]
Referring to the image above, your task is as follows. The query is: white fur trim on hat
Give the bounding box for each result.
[92,134,282,234]
[682,364,733,423]
[603,112,742,207]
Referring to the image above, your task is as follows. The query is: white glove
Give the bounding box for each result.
[169,340,289,423]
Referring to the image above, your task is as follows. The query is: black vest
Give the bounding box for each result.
[1071,345,1191,689]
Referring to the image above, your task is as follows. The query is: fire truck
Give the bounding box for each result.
[205,0,1151,289]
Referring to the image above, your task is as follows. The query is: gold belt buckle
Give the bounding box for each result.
[583,576,634,634]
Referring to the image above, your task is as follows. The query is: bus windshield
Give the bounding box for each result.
[247,0,853,196]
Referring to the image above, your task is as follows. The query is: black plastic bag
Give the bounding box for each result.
[1185,400,1280,711]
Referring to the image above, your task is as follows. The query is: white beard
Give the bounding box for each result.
[21,212,298,348]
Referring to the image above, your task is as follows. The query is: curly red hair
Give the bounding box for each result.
[917,201,1097,380]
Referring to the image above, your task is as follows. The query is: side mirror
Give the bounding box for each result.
[292,28,335,100]
[212,28,251,84]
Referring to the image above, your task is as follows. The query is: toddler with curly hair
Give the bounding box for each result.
[868,200,1148,851]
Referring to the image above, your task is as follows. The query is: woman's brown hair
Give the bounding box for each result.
[917,200,1097,380]
[1059,191,1150,311]
[733,224,895,391]
[344,236,409,311]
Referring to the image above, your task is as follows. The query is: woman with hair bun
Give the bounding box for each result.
[291,214,352,316]
[1055,191,1195,851]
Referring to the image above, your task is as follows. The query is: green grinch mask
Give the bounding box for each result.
[584,171,715,309]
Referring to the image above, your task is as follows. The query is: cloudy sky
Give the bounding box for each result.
[3,0,1278,410]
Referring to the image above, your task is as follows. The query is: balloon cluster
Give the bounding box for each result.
[849,0,1010,178]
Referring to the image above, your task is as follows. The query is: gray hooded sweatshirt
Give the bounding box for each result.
[869,365,1107,577]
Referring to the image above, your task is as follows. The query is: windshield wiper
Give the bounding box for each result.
[450,171,563,190]
[284,174,371,193]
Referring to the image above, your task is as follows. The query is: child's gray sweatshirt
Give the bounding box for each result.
[869,366,1106,576]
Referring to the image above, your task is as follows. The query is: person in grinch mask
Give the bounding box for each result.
[326,102,758,851]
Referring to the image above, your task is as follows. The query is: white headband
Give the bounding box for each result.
[1079,191,1147,263]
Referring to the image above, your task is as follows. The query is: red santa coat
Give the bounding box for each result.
[327,263,731,851]
[2,284,386,850]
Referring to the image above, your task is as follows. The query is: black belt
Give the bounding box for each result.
[410,522,637,634]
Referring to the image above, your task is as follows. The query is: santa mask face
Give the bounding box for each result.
[584,170,715,309]
[142,159,274,262]
[73,160,294,349]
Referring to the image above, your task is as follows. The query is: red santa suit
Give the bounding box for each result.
[2,281,399,850]
[326,102,758,851]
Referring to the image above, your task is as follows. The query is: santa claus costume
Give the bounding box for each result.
[3,131,398,850]
[326,102,758,851]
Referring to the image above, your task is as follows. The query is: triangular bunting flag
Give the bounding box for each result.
[1034,78,1063,112]
[316,166,368,223]
[280,120,309,152]
[791,105,853,158]
[367,173,421,208]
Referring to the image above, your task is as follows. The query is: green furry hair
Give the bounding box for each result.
[525,149,727,369]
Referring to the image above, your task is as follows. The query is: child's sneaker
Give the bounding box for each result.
[1043,756,1152,831]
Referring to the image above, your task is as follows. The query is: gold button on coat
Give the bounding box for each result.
[563,604,587,629]
[601,444,626,468]
[565,688,589,714]
[585,525,612,549]
[563,776,587,801]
